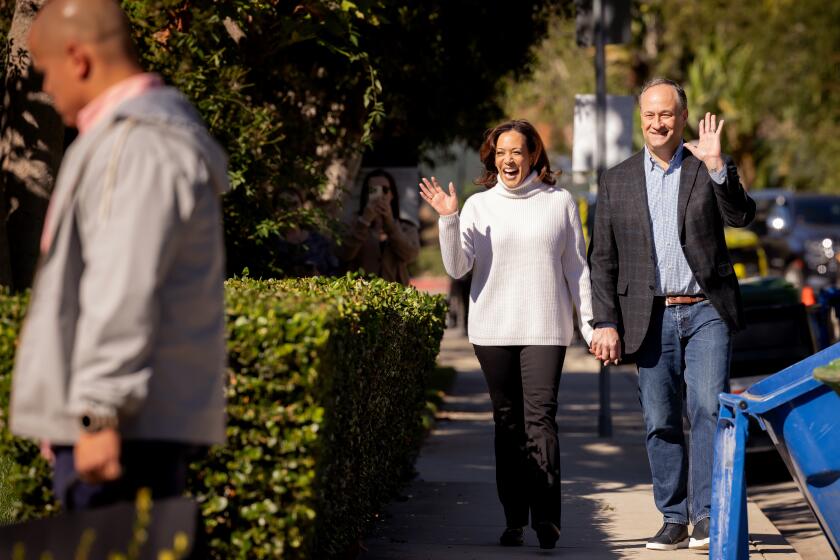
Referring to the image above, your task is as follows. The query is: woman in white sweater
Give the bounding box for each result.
[419,120,593,550]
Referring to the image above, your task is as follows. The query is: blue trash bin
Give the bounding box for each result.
[711,341,840,560]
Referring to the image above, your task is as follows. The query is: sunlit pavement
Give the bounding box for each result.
[363,328,801,559]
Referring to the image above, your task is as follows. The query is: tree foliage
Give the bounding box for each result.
[502,4,626,155]
[1,0,65,291]
[119,1,386,278]
[360,1,558,165]
[506,0,840,192]
[0,1,560,281]
[647,0,840,191]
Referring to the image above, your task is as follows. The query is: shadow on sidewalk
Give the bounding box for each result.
[363,479,623,558]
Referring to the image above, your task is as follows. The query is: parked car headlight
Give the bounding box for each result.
[769,216,787,230]
[822,238,835,258]
[805,238,836,263]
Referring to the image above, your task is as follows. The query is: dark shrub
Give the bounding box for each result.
[0,276,446,558]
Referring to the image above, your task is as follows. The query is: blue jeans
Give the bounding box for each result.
[635,299,731,525]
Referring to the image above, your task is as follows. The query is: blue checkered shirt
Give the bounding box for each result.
[645,143,726,296]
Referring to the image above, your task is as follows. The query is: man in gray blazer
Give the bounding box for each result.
[10,0,228,509]
[588,78,755,551]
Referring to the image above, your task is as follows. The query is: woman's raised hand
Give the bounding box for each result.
[419,177,459,216]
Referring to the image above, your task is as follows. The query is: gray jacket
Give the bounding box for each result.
[10,87,229,445]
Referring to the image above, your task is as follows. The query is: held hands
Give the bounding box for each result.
[589,327,621,366]
[419,177,458,216]
[683,112,725,172]
[75,428,122,484]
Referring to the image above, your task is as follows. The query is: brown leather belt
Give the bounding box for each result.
[664,294,707,306]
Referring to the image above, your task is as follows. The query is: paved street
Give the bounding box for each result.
[363,328,801,559]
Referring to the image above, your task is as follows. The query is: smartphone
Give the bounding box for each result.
[368,184,384,202]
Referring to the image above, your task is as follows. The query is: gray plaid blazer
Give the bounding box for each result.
[588,150,756,355]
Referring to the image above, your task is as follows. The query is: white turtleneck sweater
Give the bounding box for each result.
[439,172,594,346]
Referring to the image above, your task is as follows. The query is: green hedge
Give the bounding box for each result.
[0,276,447,558]
[0,291,58,525]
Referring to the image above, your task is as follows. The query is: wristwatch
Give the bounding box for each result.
[79,411,119,433]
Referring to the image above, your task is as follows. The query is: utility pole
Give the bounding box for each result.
[594,0,607,185]
[576,0,630,438]
[593,0,612,438]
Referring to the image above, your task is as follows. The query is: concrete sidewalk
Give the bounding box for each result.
[749,481,834,559]
[363,328,800,559]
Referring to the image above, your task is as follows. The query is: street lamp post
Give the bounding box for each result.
[593,0,612,439]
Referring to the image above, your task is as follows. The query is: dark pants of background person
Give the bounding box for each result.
[473,345,566,530]
[635,299,731,526]
[52,441,205,511]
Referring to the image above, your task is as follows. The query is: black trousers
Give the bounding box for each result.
[473,344,566,530]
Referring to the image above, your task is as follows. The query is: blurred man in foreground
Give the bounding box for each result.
[10,0,229,510]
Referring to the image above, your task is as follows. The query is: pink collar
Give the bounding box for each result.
[76,73,163,135]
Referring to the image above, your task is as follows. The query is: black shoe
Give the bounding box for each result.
[689,517,710,550]
[499,527,524,546]
[646,522,689,551]
[535,521,560,549]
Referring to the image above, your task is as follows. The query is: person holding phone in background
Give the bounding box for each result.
[339,168,420,285]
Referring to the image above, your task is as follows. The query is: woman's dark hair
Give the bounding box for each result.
[475,119,556,188]
[358,168,400,219]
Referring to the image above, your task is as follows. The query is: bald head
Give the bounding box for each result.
[31,0,137,62]
[28,0,143,126]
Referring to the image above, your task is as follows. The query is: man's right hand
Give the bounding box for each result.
[590,327,621,366]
